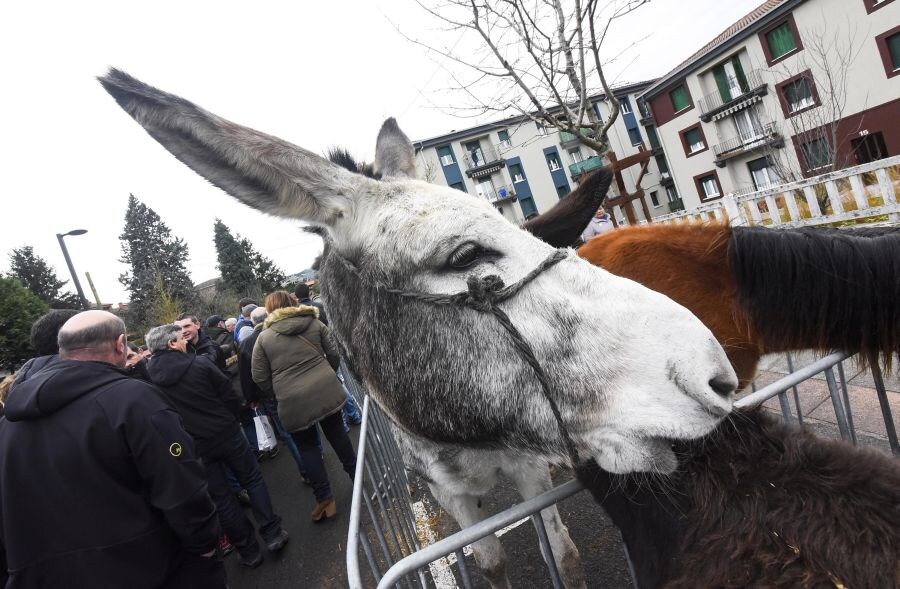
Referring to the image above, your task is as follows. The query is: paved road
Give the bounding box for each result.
[224,427,360,589]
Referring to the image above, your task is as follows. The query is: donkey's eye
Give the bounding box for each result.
[448,242,484,270]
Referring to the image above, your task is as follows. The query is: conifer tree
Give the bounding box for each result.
[119,194,194,325]
[7,245,81,309]
[213,220,285,296]
[0,277,48,370]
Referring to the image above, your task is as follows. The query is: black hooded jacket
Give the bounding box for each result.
[147,350,243,457]
[0,359,219,588]
[188,330,226,372]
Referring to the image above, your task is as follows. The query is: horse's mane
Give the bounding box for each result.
[577,409,900,588]
[729,225,900,366]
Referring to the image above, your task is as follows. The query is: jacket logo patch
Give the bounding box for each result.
[169,443,183,457]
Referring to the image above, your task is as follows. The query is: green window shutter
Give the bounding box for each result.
[713,66,732,102]
[670,86,689,111]
[888,33,900,70]
[766,23,797,59]
[498,130,510,143]
[732,58,749,92]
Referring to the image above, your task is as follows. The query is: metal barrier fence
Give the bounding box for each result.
[346,352,898,588]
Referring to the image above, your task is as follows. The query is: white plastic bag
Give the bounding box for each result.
[253,410,277,452]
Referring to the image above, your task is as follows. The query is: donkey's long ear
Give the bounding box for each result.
[522,167,614,247]
[98,68,366,225]
[373,118,417,179]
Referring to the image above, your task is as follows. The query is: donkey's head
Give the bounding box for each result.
[99,69,737,473]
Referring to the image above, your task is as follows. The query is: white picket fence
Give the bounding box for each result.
[647,155,900,227]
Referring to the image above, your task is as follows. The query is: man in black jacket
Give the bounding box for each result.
[146,324,288,568]
[293,282,327,325]
[0,310,223,588]
[175,314,225,371]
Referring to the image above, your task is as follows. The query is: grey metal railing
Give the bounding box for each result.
[712,121,781,159]
[347,352,897,588]
[698,69,766,119]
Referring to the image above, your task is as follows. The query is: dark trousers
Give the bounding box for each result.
[290,412,357,502]
[204,429,281,558]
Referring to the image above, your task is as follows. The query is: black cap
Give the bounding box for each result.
[206,315,225,328]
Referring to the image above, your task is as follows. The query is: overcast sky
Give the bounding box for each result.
[1,0,763,305]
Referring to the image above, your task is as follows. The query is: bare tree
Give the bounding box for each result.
[765,22,867,191]
[402,0,650,153]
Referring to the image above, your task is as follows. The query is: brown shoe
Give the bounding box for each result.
[311,497,337,522]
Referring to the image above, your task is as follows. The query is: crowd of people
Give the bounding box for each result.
[0,283,360,587]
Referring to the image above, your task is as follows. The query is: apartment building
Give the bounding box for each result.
[636,0,900,212]
[414,82,675,226]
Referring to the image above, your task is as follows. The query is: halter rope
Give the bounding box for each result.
[330,248,581,467]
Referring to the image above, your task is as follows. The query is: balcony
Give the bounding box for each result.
[713,122,784,167]
[477,184,517,205]
[667,197,685,213]
[659,171,675,188]
[698,69,768,122]
[463,145,505,178]
[558,127,598,148]
[568,155,604,180]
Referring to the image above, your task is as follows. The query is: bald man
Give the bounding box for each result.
[0,311,225,588]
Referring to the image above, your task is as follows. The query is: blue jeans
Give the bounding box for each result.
[290,412,357,503]
[203,429,282,558]
[260,398,320,476]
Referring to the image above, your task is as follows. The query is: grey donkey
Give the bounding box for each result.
[99,68,738,585]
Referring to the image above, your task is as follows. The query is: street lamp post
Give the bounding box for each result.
[56,229,90,310]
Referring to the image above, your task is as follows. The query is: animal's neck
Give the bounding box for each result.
[576,463,685,589]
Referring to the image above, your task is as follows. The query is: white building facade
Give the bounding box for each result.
[637,0,900,211]
[414,82,680,226]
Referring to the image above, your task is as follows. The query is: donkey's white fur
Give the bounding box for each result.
[98,69,737,475]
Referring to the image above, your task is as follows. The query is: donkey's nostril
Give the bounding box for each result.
[709,374,736,398]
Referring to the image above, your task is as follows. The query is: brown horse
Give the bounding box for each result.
[573,222,900,388]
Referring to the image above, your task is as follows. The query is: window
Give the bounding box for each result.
[568,147,584,163]
[670,85,691,112]
[547,154,561,171]
[697,173,721,200]
[747,157,779,190]
[450,182,466,192]
[509,163,526,183]
[537,122,548,136]
[465,140,484,167]
[784,77,815,113]
[666,186,679,202]
[733,108,764,143]
[800,137,833,171]
[475,178,496,201]
[864,0,896,13]
[593,102,605,123]
[619,97,632,114]
[759,15,802,65]
[876,27,900,78]
[766,23,798,60]
[498,130,512,148]
[649,190,661,207]
[437,145,455,166]
[627,127,643,146]
[712,56,749,103]
[555,184,569,198]
[681,125,706,156]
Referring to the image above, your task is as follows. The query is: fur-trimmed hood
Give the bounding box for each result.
[264,305,320,334]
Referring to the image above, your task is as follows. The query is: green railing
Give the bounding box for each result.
[558,127,596,143]
[668,197,685,212]
[569,155,604,177]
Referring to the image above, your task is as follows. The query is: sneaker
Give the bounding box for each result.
[265,529,290,553]
[266,446,280,459]
[218,534,235,557]
[238,551,263,568]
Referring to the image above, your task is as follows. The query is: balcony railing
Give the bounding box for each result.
[660,171,675,187]
[463,144,504,177]
[568,155,604,179]
[558,127,598,147]
[713,122,784,166]
[698,69,767,122]
[667,197,685,213]
[477,184,517,204]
